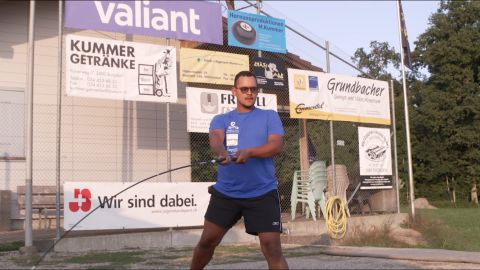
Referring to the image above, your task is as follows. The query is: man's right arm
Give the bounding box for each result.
[209,129,230,164]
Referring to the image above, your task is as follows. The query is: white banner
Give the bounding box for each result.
[358,127,393,189]
[64,182,213,230]
[66,34,178,103]
[288,68,390,125]
[186,87,278,133]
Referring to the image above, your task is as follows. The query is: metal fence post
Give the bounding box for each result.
[390,80,401,214]
[55,0,63,240]
[325,41,336,195]
[24,0,36,251]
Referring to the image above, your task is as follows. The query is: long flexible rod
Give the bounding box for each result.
[32,159,219,269]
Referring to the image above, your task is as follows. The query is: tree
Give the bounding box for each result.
[412,0,480,199]
[351,40,411,201]
[351,41,400,80]
[351,0,480,202]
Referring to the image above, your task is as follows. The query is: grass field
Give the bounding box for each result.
[343,202,480,252]
[413,208,480,251]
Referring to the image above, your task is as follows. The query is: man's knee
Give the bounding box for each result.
[197,235,222,250]
[260,238,283,259]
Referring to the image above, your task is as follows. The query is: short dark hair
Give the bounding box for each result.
[234,71,256,87]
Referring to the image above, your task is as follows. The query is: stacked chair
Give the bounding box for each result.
[326,164,351,217]
[291,160,328,221]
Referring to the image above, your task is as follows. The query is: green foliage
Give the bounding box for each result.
[0,241,23,252]
[351,41,400,79]
[411,0,480,197]
[190,133,217,182]
[352,0,480,202]
[64,251,144,267]
[274,116,300,210]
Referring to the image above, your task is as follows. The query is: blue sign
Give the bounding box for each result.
[308,76,319,91]
[228,10,286,53]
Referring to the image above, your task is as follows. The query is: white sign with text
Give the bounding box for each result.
[288,68,390,125]
[358,127,393,189]
[186,87,278,133]
[66,34,178,103]
[64,182,213,230]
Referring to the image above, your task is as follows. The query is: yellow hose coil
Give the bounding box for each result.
[325,196,347,239]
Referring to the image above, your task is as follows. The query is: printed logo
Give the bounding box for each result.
[69,188,92,212]
[231,20,257,45]
[361,131,389,162]
[138,49,173,98]
[308,76,319,91]
[252,57,286,89]
[200,92,218,114]
[293,74,306,90]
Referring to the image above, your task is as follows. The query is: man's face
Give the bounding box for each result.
[232,76,258,111]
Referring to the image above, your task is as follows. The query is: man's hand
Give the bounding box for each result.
[234,149,252,164]
[217,151,232,165]
[210,129,231,165]
[233,134,283,164]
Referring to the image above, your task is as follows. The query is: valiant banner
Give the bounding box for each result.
[65,1,223,45]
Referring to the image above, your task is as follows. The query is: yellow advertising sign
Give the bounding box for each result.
[180,48,249,85]
[287,68,391,125]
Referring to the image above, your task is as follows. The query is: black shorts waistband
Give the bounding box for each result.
[208,185,278,201]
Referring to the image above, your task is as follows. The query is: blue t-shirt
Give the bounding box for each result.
[209,107,285,198]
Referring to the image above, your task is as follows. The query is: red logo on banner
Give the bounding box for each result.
[69,188,92,212]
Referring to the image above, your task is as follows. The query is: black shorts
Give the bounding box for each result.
[205,186,282,235]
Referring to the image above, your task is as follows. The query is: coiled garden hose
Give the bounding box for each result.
[325,196,347,239]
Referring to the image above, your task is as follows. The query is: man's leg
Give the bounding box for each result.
[258,232,288,269]
[190,220,228,270]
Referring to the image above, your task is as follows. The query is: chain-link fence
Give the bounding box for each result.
[0,1,399,233]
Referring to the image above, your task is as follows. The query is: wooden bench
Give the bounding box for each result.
[16,185,63,229]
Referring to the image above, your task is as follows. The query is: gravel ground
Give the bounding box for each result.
[1,236,480,269]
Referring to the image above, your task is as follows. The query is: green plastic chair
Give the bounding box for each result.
[306,161,328,219]
[291,160,328,221]
[291,169,317,221]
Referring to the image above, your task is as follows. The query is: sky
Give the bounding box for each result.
[232,0,440,76]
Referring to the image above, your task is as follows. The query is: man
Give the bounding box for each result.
[191,71,288,269]
[472,183,479,207]
[154,49,172,96]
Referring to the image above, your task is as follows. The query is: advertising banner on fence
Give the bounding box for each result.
[66,34,177,103]
[64,1,223,45]
[288,68,391,125]
[252,56,286,90]
[180,48,249,85]
[288,68,328,120]
[186,87,278,133]
[228,10,286,53]
[64,182,213,230]
[358,127,393,190]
